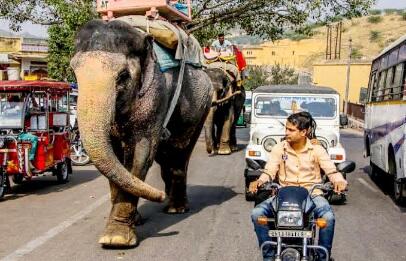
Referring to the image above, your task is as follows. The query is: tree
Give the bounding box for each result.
[244,66,271,91]
[269,64,298,85]
[1,0,374,79]
[189,0,374,43]
[244,64,298,91]
[46,2,96,81]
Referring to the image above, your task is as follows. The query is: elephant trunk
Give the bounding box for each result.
[73,53,165,202]
[211,90,242,107]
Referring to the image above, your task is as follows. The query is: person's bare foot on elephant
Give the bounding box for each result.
[99,218,138,248]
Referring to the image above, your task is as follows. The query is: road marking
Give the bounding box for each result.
[357,178,379,193]
[1,194,109,261]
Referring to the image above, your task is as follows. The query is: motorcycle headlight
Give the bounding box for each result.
[277,211,303,228]
[263,138,277,152]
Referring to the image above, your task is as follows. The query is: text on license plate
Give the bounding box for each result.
[268,230,312,238]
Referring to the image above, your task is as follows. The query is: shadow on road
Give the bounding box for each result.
[134,184,238,243]
[1,167,100,202]
[363,165,406,213]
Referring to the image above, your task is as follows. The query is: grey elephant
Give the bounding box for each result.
[70,19,212,247]
[204,68,246,155]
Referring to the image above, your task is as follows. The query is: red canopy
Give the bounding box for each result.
[0,81,71,92]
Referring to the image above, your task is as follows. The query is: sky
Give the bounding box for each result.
[0,0,405,38]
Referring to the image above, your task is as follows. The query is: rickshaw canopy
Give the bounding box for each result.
[0,81,71,93]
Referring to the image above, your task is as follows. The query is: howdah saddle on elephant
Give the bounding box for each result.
[70,17,212,247]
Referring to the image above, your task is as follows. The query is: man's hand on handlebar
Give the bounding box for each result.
[249,173,271,193]
[328,173,348,194]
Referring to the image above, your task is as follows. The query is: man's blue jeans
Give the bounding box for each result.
[251,195,335,261]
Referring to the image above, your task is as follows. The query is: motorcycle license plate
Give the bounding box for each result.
[269,230,312,238]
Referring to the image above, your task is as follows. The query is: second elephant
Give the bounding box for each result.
[204,68,246,155]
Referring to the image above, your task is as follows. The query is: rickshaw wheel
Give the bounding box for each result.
[55,160,69,184]
[0,169,9,199]
[12,174,24,185]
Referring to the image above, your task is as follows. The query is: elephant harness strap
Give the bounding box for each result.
[161,39,188,141]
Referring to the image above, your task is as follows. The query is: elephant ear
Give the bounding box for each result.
[138,35,159,98]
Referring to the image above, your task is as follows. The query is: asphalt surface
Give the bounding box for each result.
[0,128,405,261]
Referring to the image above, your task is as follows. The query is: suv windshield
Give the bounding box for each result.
[0,94,25,128]
[255,96,337,118]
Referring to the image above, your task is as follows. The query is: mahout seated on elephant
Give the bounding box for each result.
[204,67,245,155]
[70,19,213,248]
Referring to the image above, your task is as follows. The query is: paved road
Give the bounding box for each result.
[0,128,405,261]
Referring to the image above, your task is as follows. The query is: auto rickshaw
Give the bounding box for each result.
[0,81,72,199]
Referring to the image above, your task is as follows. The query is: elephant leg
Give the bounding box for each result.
[157,118,205,213]
[218,105,234,155]
[160,157,189,214]
[230,123,238,152]
[204,106,216,155]
[99,182,139,247]
[100,138,151,248]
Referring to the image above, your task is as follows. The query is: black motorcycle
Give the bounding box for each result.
[247,159,356,261]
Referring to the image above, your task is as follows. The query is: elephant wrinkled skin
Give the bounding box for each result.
[70,20,212,247]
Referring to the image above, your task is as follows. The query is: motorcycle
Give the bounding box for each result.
[247,159,356,261]
[69,127,90,166]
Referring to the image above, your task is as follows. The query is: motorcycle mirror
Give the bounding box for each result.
[246,158,261,170]
[336,161,356,174]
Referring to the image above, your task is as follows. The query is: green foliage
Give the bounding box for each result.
[402,12,406,21]
[269,64,298,85]
[383,9,398,15]
[369,30,381,42]
[47,2,97,81]
[368,10,382,15]
[244,66,271,91]
[351,48,363,59]
[3,0,374,79]
[243,64,299,91]
[367,16,383,24]
[189,0,373,41]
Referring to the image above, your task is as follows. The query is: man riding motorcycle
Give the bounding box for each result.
[250,112,347,261]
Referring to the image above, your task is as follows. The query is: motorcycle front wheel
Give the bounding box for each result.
[70,144,90,166]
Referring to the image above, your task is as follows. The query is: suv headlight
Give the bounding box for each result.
[277,211,303,228]
[263,138,277,152]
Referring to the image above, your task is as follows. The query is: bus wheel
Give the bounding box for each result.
[389,151,405,206]
[394,179,405,206]
[369,160,379,180]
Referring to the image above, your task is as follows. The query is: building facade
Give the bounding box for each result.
[0,36,48,80]
[313,61,372,109]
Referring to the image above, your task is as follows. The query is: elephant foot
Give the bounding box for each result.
[231,145,239,152]
[218,146,232,155]
[99,219,138,248]
[164,201,190,214]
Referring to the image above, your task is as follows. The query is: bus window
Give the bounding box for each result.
[384,67,395,100]
[367,72,376,102]
[376,70,387,101]
[393,63,404,100]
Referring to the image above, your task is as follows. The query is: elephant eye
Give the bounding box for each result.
[116,69,130,86]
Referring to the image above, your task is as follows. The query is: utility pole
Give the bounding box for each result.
[344,38,352,115]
